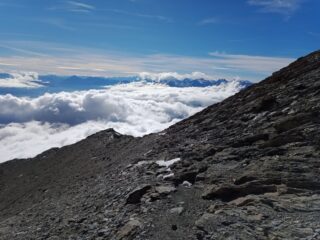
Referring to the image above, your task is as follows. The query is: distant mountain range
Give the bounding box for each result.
[39,75,252,89]
[147,77,252,88]
[0,73,252,97]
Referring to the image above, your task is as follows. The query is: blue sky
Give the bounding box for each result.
[0,0,319,162]
[0,0,319,81]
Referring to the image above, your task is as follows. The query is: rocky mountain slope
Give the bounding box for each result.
[0,50,320,240]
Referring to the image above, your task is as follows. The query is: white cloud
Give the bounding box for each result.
[67,1,95,12]
[0,121,106,162]
[48,1,95,13]
[0,82,240,124]
[247,0,303,15]
[0,43,48,57]
[100,8,172,23]
[0,72,45,88]
[0,62,17,66]
[138,72,214,81]
[0,81,244,162]
[199,17,218,25]
[209,51,293,72]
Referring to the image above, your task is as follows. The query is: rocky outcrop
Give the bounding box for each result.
[126,185,152,204]
[0,50,320,239]
[202,181,278,201]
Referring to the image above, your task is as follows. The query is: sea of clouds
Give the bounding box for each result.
[0,74,247,163]
[0,72,45,88]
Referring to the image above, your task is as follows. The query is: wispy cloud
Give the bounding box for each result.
[48,2,170,22]
[0,43,48,57]
[67,1,95,11]
[104,8,172,23]
[0,41,295,81]
[82,22,139,30]
[48,1,95,13]
[198,17,218,25]
[134,13,172,22]
[0,62,17,66]
[247,0,303,16]
[209,51,294,73]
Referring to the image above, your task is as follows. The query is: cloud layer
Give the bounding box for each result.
[0,71,251,93]
[0,72,45,88]
[0,41,295,81]
[0,81,244,162]
[248,0,302,15]
[138,72,213,81]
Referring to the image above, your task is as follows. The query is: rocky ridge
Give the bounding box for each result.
[0,50,320,239]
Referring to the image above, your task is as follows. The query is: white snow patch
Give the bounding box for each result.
[134,160,150,167]
[156,158,181,168]
[182,181,192,188]
[163,173,174,180]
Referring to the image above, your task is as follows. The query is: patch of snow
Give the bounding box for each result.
[182,181,192,188]
[135,160,150,167]
[156,158,181,168]
[163,173,174,180]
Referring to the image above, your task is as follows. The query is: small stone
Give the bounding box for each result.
[172,171,198,185]
[195,213,215,230]
[97,229,108,237]
[295,228,314,238]
[196,231,205,240]
[155,185,176,195]
[47,236,60,240]
[169,207,184,215]
[149,192,160,201]
[196,173,206,181]
[116,219,142,239]
[207,203,224,213]
[157,167,171,174]
[88,222,98,230]
[182,181,192,188]
[157,174,164,180]
[76,217,87,223]
[163,173,175,180]
[229,196,257,207]
[145,171,155,175]
[247,213,264,221]
[141,207,148,213]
